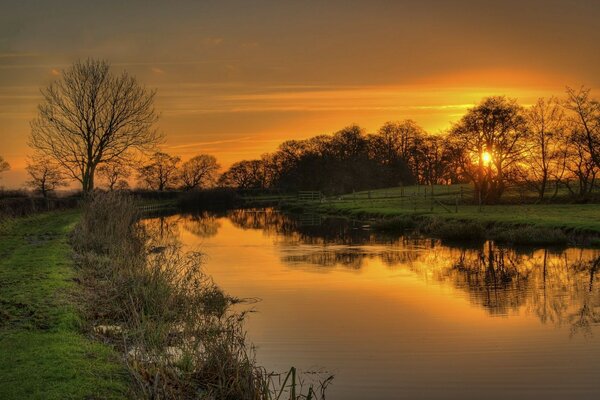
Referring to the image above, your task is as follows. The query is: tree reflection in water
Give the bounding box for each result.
[150,208,600,336]
[225,209,600,335]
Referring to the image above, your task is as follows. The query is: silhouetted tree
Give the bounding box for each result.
[565,127,598,197]
[219,159,268,189]
[29,59,160,193]
[565,87,600,168]
[523,97,568,200]
[180,154,220,190]
[97,161,131,191]
[0,156,9,180]
[137,152,180,191]
[26,157,68,198]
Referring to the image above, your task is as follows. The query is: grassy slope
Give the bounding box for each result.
[0,211,128,400]
[310,184,600,233]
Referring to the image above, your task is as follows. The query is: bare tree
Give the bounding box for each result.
[523,97,568,200]
[565,125,598,197]
[180,154,220,190]
[29,59,160,193]
[137,152,180,191]
[0,156,9,179]
[219,160,267,189]
[26,157,68,198]
[565,86,600,167]
[97,161,131,191]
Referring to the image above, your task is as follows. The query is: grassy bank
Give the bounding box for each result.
[281,185,600,245]
[0,211,128,399]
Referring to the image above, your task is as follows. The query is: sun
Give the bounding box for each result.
[482,151,492,165]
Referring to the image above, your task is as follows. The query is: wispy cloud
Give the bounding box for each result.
[166,136,254,150]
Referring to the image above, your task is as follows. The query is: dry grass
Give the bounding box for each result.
[71,192,331,399]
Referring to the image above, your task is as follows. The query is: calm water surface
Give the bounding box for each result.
[147,209,600,399]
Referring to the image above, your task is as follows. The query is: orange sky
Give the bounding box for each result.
[1,0,599,188]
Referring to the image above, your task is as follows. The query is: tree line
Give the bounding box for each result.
[6,59,599,204]
[217,88,600,203]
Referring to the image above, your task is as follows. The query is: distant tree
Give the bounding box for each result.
[29,59,160,193]
[137,152,180,191]
[564,126,598,197]
[219,160,268,189]
[450,96,528,204]
[0,156,9,179]
[419,135,449,185]
[565,86,600,167]
[180,154,220,190]
[97,161,131,191]
[523,97,568,200]
[376,120,425,182]
[26,157,68,198]
[114,179,130,191]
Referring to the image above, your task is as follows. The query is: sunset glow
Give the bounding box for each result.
[1,1,599,188]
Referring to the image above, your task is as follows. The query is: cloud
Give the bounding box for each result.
[203,37,224,46]
[50,68,60,76]
[167,136,254,150]
[0,52,40,59]
[151,67,165,74]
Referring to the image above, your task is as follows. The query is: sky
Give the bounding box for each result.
[1,0,599,188]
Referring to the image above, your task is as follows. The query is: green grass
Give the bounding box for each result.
[0,211,129,399]
[303,184,600,234]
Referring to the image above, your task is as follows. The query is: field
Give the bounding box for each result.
[298,184,600,234]
[0,212,128,399]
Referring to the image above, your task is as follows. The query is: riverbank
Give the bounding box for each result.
[0,211,128,399]
[281,187,600,246]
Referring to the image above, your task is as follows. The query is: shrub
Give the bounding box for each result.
[491,225,569,246]
[422,218,486,241]
[372,215,418,231]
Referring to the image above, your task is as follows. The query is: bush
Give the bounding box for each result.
[491,225,569,246]
[422,218,486,241]
[372,215,418,231]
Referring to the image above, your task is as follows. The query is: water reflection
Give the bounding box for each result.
[151,209,600,336]
[143,209,600,399]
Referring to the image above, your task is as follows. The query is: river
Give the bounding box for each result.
[145,208,600,400]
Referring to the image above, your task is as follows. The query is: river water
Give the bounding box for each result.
[145,209,600,400]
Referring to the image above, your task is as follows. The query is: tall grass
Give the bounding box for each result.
[72,192,331,399]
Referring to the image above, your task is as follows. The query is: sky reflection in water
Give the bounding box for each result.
[144,209,600,400]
